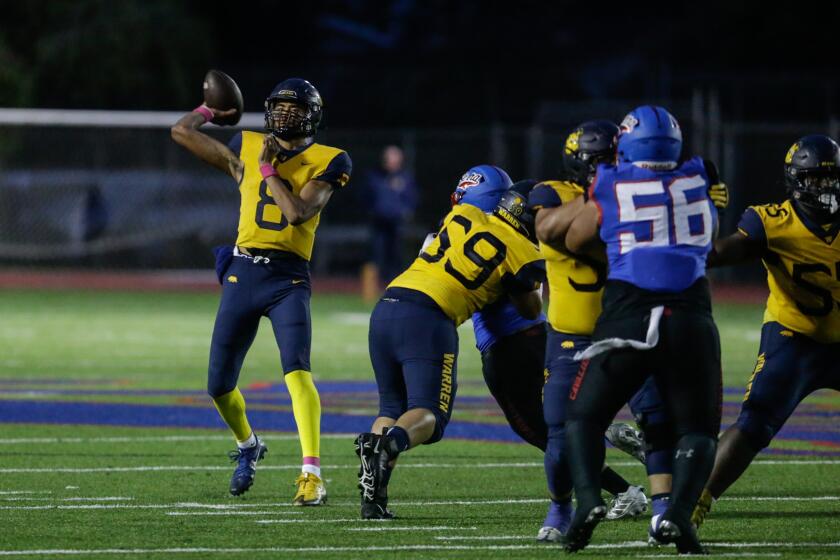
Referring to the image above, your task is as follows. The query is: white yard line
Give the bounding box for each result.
[345,526,478,532]
[0,491,51,495]
[1,542,838,556]
[3,459,838,474]
[1,495,838,512]
[0,497,132,502]
[0,434,356,445]
[165,511,302,516]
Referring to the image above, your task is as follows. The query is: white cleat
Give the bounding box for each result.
[606,485,648,520]
[536,526,565,542]
[605,422,646,464]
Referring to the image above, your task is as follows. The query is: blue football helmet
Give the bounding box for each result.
[617,105,682,165]
[451,165,513,211]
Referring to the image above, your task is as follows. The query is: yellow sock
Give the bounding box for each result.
[212,387,252,443]
[285,369,321,459]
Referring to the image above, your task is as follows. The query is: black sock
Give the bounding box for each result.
[601,466,632,496]
[565,419,607,513]
[669,433,716,524]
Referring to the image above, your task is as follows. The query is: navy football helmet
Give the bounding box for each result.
[563,120,620,186]
[494,179,538,241]
[617,105,682,166]
[784,134,840,218]
[264,78,323,140]
[451,165,513,211]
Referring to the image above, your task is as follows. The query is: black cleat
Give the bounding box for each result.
[355,432,396,520]
[563,504,607,553]
[653,518,708,555]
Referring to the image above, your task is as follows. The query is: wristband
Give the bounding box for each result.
[260,163,278,179]
[193,105,214,123]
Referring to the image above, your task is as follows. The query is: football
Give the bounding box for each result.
[202,69,244,126]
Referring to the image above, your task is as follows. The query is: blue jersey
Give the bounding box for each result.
[591,157,717,292]
[472,299,545,353]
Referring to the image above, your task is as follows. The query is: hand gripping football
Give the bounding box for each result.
[202,69,244,126]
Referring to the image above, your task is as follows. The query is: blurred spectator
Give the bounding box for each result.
[361,145,418,300]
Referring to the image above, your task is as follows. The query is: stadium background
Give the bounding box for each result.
[2,2,840,558]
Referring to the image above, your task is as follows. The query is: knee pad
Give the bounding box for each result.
[734,407,777,450]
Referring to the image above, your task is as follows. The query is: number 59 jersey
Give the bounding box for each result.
[388,203,546,325]
[591,156,717,293]
[738,200,840,343]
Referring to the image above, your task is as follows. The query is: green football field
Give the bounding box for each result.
[1,290,839,558]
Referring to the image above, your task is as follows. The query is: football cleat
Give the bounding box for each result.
[354,432,395,519]
[606,485,648,520]
[562,503,607,553]
[605,422,646,464]
[537,499,573,542]
[227,436,268,496]
[691,488,714,528]
[536,527,564,543]
[648,513,667,547]
[652,517,707,555]
[292,472,327,506]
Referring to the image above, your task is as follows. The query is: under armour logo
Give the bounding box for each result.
[675,448,695,459]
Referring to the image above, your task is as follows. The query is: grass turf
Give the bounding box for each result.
[1,290,839,558]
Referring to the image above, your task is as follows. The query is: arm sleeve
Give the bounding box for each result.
[227,132,243,159]
[528,182,562,210]
[736,207,767,244]
[313,151,352,189]
[702,159,720,184]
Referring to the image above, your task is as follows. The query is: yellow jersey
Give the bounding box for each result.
[388,204,545,325]
[738,200,840,343]
[530,180,605,335]
[233,130,351,260]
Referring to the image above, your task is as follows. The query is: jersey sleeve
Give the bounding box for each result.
[501,260,547,293]
[500,238,546,293]
[528,182,563,210]
[737,207,767,244]
[313,151,352,189]
[227,132,243,159]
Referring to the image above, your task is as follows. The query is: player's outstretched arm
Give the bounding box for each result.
[170,107,244,181]
[565,201,606,261]
[535,197,585,250]
[707,231,764,268]
[259,135,333,225]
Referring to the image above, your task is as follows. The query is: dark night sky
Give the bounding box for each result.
[2,1,840,126]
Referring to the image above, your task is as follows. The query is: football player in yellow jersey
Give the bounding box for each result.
[171,78,351,503]
[692,134,840,527]
[354,166,546,520]
[530,121,671,542]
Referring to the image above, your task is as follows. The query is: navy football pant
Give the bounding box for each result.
[481,324,548,450]
[565,308,721,522]
[207,254,311,397]
[736,321,840,449]
[369,292,458,443]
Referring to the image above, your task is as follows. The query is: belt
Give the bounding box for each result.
[235,246,299,261]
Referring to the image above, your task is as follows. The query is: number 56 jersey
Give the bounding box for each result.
[591,156,717,293]
[738,200,840,343]
[388,203,546,325]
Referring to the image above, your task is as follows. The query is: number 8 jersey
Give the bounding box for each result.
[389,203,545,325]
[591,156,717,292]
[230,130,352,260]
